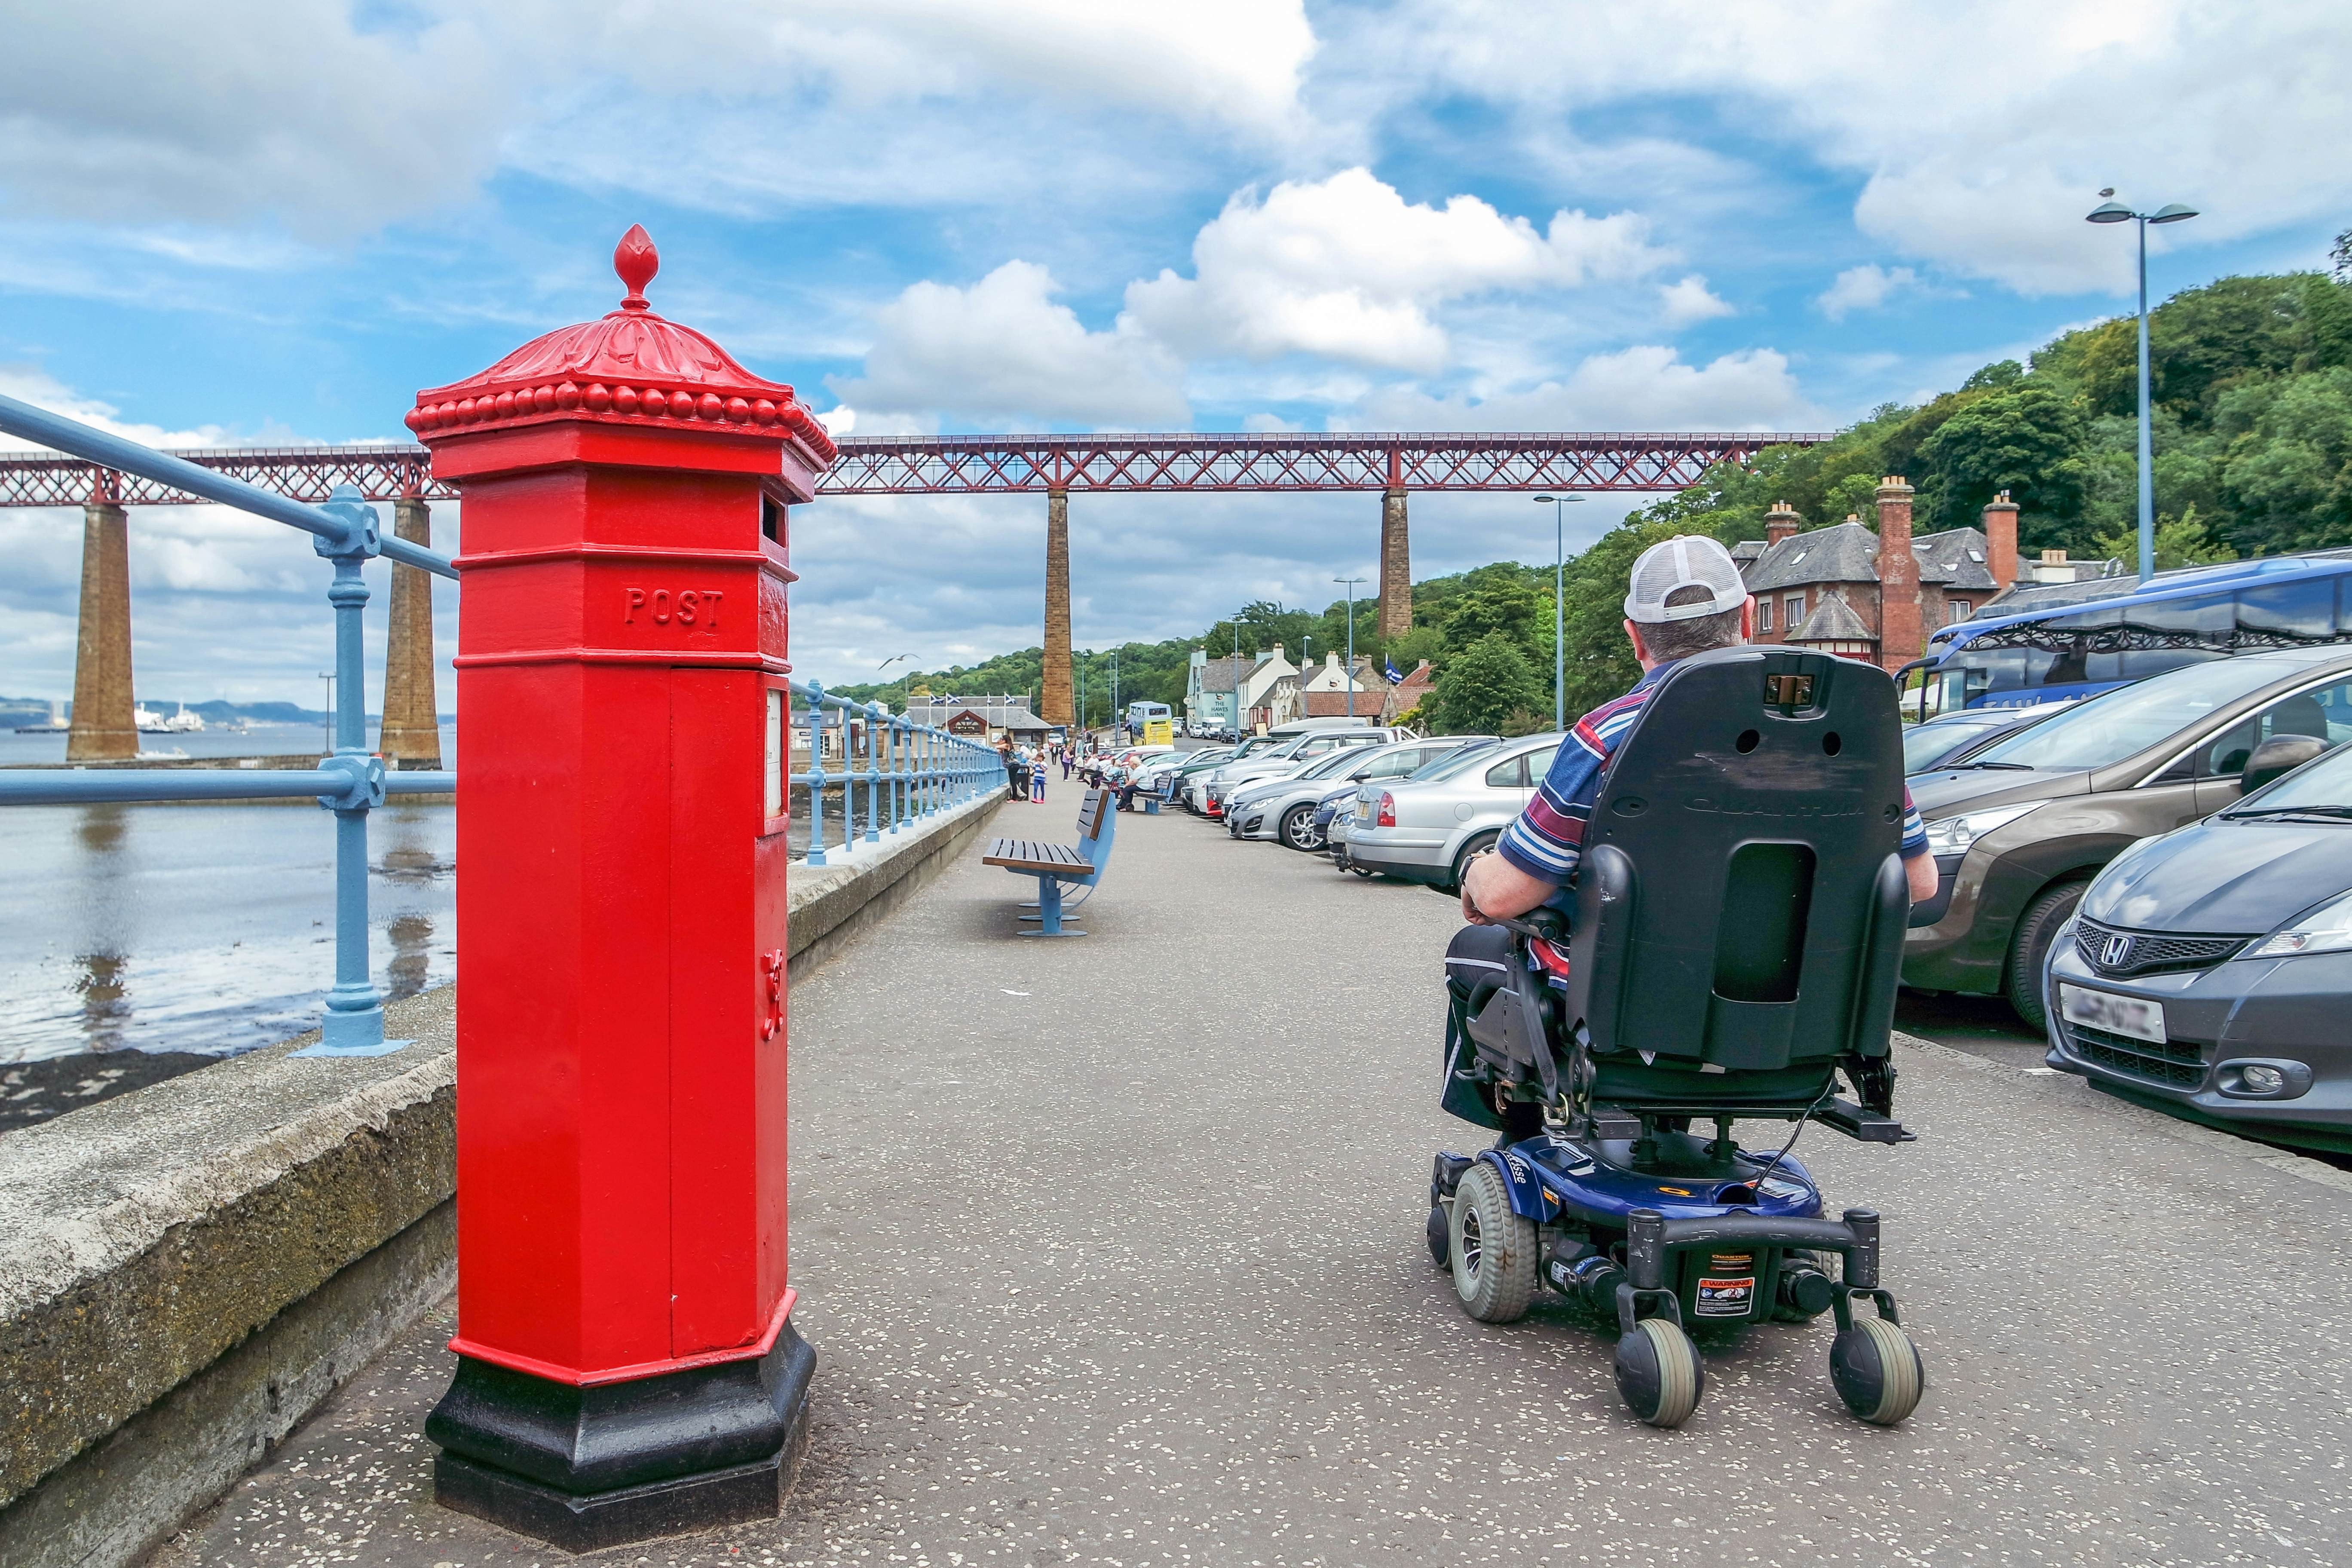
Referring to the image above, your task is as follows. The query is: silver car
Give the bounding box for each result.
[1199,726,1404,818]
[1344,732,1564,890]
[1228,737,1470,849]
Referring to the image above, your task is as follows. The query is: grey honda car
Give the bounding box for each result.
[2045,737,2352,1153]
[1906,645,2352,1027]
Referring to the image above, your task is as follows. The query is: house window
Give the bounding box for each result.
[1948,599,1971,624]
[1784,594,1805,630]
[1758,599,1773,633]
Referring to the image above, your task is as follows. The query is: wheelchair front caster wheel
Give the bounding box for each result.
[1614,1317,1704,1428]
[1831,1315,1925,1425]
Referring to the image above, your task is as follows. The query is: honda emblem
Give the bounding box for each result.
[2101,934,2132,969]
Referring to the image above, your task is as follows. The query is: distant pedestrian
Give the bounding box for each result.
[1030,764,1046,804]
[1061,750,1073,780]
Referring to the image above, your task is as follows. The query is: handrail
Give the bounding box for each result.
[787,678,1008,866]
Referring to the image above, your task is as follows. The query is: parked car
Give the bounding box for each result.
[1907,645,2352,1028]
[1197,725,1406,818]
[1343,732,1564,891]
[1136,745,1228,796]
[1902,704,2067,775]
[1323,736,1502,868]
[2044,736,2352,1154]
[1227,736,1470,849]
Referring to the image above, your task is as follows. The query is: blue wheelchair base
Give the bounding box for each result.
[1428,1127,1919,1429]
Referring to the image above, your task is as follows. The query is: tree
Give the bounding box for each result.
[2090,505,2238,572]
[1427,632,1541,735]
[1914,381,2088,536]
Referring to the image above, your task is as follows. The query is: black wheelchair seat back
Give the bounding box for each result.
[1562,647,1909,1110]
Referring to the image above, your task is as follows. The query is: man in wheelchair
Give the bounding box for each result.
[1430,535,1939,1428]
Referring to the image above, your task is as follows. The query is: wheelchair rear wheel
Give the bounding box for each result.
[1614,1317,1704,1428]
[1448,1163,1535,1322]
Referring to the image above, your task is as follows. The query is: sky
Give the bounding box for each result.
[2,0,2348,708]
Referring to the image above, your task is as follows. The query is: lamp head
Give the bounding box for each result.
[2086,201,2135,224]
[2150,203,2199,224]
[1533,494,1556,504]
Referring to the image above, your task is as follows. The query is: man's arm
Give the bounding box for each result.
[1901,789,1936,903]
[1462,848,1556,923]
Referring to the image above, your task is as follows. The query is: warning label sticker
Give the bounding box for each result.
[1695,1276,1757,1317]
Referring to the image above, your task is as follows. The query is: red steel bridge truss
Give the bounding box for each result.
[0,432,1830,507]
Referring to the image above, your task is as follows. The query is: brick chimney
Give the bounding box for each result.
[1874,475,1922,673]
[1981,490,2019,590]
[1764,500,1801,547]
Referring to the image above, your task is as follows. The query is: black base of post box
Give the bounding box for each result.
[426,1320,815,1552]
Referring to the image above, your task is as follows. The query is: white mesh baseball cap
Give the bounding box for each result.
[1624,535,1749,623]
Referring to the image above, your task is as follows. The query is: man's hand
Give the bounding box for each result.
[1461,848,1559,926]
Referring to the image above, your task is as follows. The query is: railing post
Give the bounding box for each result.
[805,680,829,867]
[297,485,401,1058]
[862,704,882,843]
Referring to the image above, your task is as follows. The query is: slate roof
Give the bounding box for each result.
[1741,520,1879,592]
[901,696,1050,731]
[1192,654,1251,694]
[1728,539,1767,567]
[1914,527,1999,591]
[1789,594,1874,643]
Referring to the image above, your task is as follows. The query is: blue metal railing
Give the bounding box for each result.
[790,678,1005,867]
[0,390,1007,1054]
[0,390,458,1058]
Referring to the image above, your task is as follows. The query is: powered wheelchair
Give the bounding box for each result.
[1429,647,1926,1429]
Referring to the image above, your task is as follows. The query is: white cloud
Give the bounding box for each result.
[1358,345,1820,432]
[1124,168,1671,372]
[0,2,501,239]
[0,366,228,453]
[1658,274,1734,326]
[1358,0,2352,295]
[836,261,1188,428]
[1816,264,1920,321]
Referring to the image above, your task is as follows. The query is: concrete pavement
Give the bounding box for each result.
[154,797,2352,1565]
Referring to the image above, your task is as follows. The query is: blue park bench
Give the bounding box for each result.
[980,784,1117,937]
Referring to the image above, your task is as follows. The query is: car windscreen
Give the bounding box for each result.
[1402,742,1485,780]
[2228,741,2352,813]
[1294,746,1368,781]
[1903,716,2012,772]
[1963,658,2315,772]
[1226,736,1280,760]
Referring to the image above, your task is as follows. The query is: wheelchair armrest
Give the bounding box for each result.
[1566,843,1636,1052]
[1847,851,1908,1058]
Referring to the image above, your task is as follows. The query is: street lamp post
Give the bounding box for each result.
[1333,576,1367,720]
[1299,634,1312,725]
[2088,192,2199,584]
[1531,494,1585,731]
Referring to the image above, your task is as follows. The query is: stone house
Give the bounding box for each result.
[1733,483,2024,671]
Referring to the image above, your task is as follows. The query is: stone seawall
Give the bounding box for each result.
[0,786,1006,1568]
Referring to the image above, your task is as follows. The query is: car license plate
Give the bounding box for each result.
[2058,983,2166,1044]
[1355,800,1372,821]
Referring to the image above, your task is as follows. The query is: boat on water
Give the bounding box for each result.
[13,699,68,735]
[136,703,207,735]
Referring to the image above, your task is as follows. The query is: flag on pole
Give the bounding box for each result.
[1383,659,1403,684]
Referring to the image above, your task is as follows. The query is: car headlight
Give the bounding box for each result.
[1921,802,2042,858]
[2249,890,2352,958]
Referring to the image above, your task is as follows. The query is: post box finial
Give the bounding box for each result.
[615,224,658,313]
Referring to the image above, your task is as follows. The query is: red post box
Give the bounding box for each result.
[409,226,836,1551]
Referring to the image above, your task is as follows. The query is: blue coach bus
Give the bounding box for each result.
[1902,550,2352,714]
